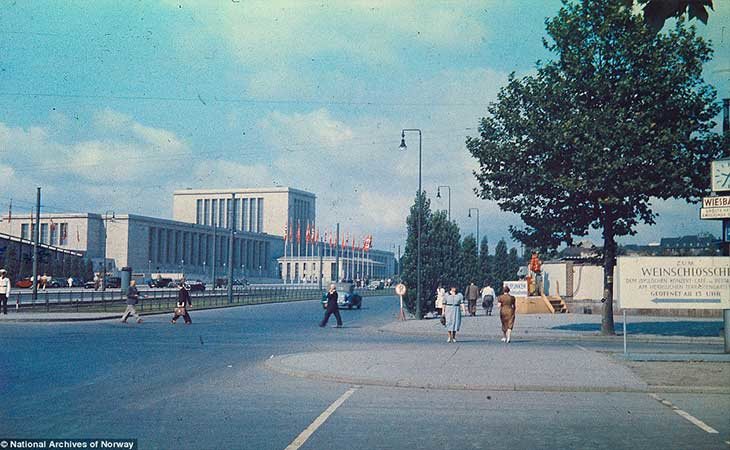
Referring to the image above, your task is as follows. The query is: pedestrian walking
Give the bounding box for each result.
[0,269,11,315]
[319,283,342,328]
[41,273,48,290]
[498,285,516,343]
[481,283,496,316]
[67,276,74,288]
[435,285,445,316]
[443,284,463,343]
[171,279,192,324]
[465,281,479,316]
[120,280,143,324]
[93,273,100,291]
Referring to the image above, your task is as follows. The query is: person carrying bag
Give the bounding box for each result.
[172,280,192,325]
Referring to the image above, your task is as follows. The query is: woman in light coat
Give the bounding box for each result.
[443,284,463,343]
[435,285,445,316]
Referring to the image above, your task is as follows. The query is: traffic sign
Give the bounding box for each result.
[395,283,407,296]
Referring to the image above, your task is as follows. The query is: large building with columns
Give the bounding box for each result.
[0,186,396,282]
[0,212,283,279]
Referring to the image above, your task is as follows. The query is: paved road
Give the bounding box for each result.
[1,296,728,449]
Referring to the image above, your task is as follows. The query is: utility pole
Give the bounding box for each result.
[211,214,217,289]
[227,194,235,304]
[335,223,340,283]
[31,187,40,300]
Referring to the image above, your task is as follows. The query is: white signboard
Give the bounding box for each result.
[702,195,730,208]
[503,280,528,297]
[617,257,730,309]
[700,207,730,220]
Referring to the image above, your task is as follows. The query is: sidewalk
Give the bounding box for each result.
[265,314,729,394]
[380,312,725,344]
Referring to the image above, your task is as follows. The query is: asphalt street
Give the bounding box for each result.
[1,295,728,450]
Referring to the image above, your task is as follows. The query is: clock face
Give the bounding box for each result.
[712,159,730,192]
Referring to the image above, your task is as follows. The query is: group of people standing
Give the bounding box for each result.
[436,282,515,343]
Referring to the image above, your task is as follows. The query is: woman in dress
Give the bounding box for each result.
[443,284,463,343]
[497,285,516,343]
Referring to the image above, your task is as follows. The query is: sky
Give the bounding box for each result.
[0,0,728,254]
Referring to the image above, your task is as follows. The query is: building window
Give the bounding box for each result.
[204,199,210,226]
[196,200,203,225]
[249,199,256,232]
[59,223,68,245]
[218,198,225,228]
[21,223,29,240]
[211,199,218,227]
[242,199,249,231]
[41,223,49,244]
[257,198,264,232]
[50,223,58,245]
[233,198,240,231]
[226,198,232,229]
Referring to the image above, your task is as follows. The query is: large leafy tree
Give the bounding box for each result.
[467,0,725,334]
[491,239,510,292]
[632,0,716,32]
[401,191,433,318]
[430,210,463,294]
[460,234,480,288]
[478,236,491,286]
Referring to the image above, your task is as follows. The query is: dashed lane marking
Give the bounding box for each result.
[648,393,719,434]
[285,386,359,450]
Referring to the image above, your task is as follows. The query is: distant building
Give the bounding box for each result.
[172,187,316,243]
[658,233,719,256]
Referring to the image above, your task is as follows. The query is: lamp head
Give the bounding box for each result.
[468,210,472,218]
[436,187,441,198]
[399,131,407,151]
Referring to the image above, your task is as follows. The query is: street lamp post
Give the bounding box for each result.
[468,208,480,256]
[437,185,451,221]
[102,210,115,291]
[148,260,152,277]
[400,128,423,319]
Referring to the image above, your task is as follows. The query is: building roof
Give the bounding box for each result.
[172,187,316,198]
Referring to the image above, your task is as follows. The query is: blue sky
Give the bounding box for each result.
[0,0,728,252]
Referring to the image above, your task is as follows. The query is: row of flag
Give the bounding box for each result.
[283,220,373,251]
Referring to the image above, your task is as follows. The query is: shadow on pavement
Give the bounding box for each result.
[552,321,723,337]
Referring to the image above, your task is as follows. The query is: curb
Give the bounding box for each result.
[377,326,724,346]
[263,357,730,394]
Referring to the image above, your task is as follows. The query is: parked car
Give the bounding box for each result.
[185,280,206,292]
[49,277,66,288]
[83,277,121,289]
[15,278,32,288]
[367,280,384,290]
[148,277,173,288]
[321,291,362,309]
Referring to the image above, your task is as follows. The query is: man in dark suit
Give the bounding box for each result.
[319,283,343,328]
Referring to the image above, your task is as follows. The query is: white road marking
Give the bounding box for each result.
[574,344,590,353]
[648,393,719,434]
[285,386,359,450]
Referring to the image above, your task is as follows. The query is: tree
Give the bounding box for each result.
[491,239,510,292]
[2,244,19,281]
[507,248,521,286]
[630,0,716,32]
[429,210,462,295]
[460,234,479,288]
[467,0,725,334]
[401,191,433,318]
[478,236,491,285]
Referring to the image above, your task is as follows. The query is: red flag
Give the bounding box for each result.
[50,219,56,232]
[305,222,311,243]
[296,221,301,243]
[284,223,288,241]
[76,226,80,243]
[288,220,292,241]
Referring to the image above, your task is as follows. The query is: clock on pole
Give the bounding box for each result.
[712,158,730,192]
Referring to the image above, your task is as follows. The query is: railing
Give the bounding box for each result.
[7,286,396,313]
